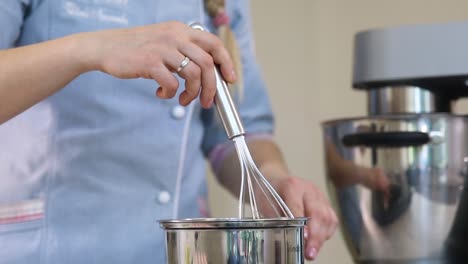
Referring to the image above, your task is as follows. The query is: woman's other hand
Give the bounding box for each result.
[269,176,338,261]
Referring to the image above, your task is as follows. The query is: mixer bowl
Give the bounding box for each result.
[159,218,307,264]
[322,114,468,263]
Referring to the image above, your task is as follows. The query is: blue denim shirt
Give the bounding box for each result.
[0,0,274,263]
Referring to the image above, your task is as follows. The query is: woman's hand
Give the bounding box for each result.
[85,21,236,108]
[0,21,235,123]
[216,139,337,261]
[258,164,338,261]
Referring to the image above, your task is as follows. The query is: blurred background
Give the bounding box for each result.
[207,0,468,263]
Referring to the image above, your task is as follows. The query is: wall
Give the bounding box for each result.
[208,1,468,263]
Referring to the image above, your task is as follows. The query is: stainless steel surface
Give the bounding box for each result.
[368,86,436,115]
[159,218,307,264]
[214,67,245,139]
[159,218,306,229]
[322,114,468,263]
[190,22,245,139]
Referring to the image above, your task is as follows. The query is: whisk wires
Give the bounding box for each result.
[233,136,294,219]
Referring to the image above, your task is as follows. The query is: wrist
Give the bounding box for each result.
[259,161,291,186]
[65,32,101,73]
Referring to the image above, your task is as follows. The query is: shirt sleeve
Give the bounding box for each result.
[0,0,31,49]
[201,0,275,156]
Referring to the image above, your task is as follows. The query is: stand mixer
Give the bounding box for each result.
[323,21,468,263]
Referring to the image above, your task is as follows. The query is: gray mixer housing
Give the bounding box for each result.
[353,20,468,101]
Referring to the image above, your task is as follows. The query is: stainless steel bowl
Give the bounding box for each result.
[322,114,468,263]
[159,218,307,264]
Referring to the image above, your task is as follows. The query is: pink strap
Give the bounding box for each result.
[209,133,274,174]
[213,10,230,27]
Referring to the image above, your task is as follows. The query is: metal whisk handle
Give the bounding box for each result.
[213,66,245,139]
[190,22,245,139]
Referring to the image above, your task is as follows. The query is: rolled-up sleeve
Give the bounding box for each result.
[202,0,275,156]
[0,0,30,49]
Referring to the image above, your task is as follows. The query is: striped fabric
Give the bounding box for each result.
[0,199,44,225]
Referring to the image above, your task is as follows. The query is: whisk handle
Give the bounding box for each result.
[190,22,245,139]
[213,66,245,138]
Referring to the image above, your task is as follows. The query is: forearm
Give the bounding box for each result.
[0,22,237,124]
[215,138,290,197]
[0,33,95,124]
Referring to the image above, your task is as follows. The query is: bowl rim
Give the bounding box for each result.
[158,217,308,230]
[321,113,468,126]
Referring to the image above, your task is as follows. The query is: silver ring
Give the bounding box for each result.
[176,56,190,73]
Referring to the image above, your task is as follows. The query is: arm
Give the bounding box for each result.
[0,35,90,124]
[0,22,237,124]
[215,138,288,196]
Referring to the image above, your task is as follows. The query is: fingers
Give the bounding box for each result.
[187,29,236,83]
[284,185,324,260]
[150,67,179,99]
[178,43,217,108]
[304,202,325,260]
[112,21,237,107]
[158,25,235,108]
[163,49,211,108]
[280,178,305,218]
[275,177,337,260]
[171,57,204,107]
[303,188,338,261]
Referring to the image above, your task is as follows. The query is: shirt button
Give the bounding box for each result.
[171,105,186,120]
[158,191,171,204]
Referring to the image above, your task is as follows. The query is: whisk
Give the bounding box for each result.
[190,23,294,220]
[232,137,294,219]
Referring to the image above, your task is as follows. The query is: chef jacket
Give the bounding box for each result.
[0,0,274,263]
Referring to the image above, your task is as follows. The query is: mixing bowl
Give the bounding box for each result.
[322,114,468,263]
[159,217,307,264]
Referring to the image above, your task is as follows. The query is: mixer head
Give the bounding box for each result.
[352,21,468,115]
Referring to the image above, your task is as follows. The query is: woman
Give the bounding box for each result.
[0,0,337,263]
